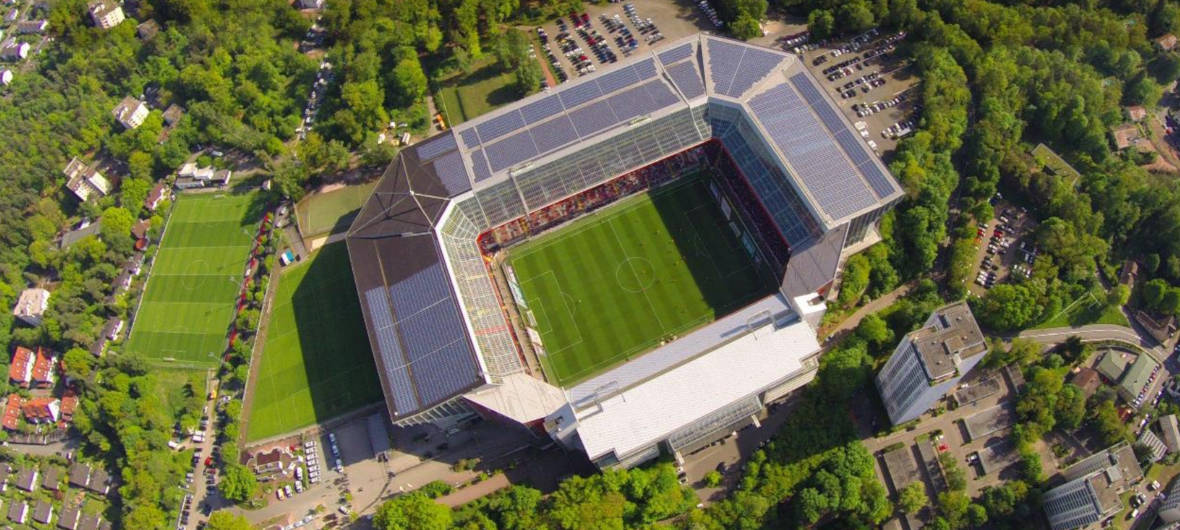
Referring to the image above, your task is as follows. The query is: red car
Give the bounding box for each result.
[205,456,213,467]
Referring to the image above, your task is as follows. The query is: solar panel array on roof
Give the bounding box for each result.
[789,73,895,199]
[476,111,527,144]
[530,115,579,154]
[459,128,481,150]
[665,61,705,99]
[364,288,419,412]
[707,39,745,95]
[559,81,603,109]
[633,57,657,79]
[597,66,640,93]
[748,82,876,220]
[469,149,492,182]
[658,43,694,65]
[485,130,539,172]
[416,133,458,161]
[571,100,619,137]
[725,48,782,98]
[430,151,473,196]
[521,94,564,124]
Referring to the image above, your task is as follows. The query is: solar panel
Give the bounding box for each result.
[530,114,579,154]
[459,128,481,149]
[607,84,656,122]
[476,110,526,143]
[644,80,681,109]
[748,83,876,220]
[633,58,658,80]
[388,263,450,315]
[859,160,896,198]
[834,129,871,166]
[570,100,620,137]
[725,48,783,98]
[415,133,458,160]
[469,149,492,182]
[658,43,693,65]
[789,72,825,105]
[597,66,641,94]
[364,289,420,412]
[665,61,705,99]
[521,94,564,124]
[430,151,473,195]
[484,130,539,172]
[560,81,603,109]
[706,39,744,95]
[396,302,480,405]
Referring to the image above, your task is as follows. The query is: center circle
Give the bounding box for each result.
[616,257,655,293]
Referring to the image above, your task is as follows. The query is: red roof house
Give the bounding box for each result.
[8,347,33,388]
[21,398,59,424]
[2,395,20,431]
[59,390,78,424]
[31,347,57,388]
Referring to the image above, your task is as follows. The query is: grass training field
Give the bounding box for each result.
[246,243,381,441]
[509,175,775,386]
[124,192,264,366]
[294,180,378,238]
[435,59,519,125]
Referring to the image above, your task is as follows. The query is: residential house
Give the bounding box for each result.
[1,395,19,430]
[63,157,112,201]
[875,302,987,425]
[1139,428,1167,462]
[1112,123,1141,150]
[59,221,101,250]
[31,347,57,388]
[67,463,90,490]
[131,218,150,241]
[1120,260,1139,287]
[57,505,80,530]
[0,68,12,86]
[42,466,61,491]
[12,288,49,326]
[103,318,123,343]
[8,501,26,524]
[246,448,290,476]
[135,19,158,40]
[1127,105,1148,122]
[144,181,170,211]
[59,391,77,423]
[1158,33,1178,51]
[1070,367,1102,398]
[112,96,149,130]
[77,514,111,530]
[16,20,47,34]
[0,465,10,492]
[296,0,325,8]
[161,104,183,127]
[32,500,52,525]
[23,398,60,424]
[85,468,110,495]
[0,40,29,61]
[9,346,33,387]
[212,169,233,186]
[1042,443,1143,530]
[15,467,39,492]
[1162,414,1180,453]
[87,0,124,29]
[1135,310,1176,343]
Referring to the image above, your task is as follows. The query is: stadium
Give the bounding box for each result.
[347,34,902,469]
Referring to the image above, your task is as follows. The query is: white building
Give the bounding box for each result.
[0,41,28,61]
[875,302,987,425]
[88,0,125,29]
[63,157,112,201]
[0,69,12,86]
[112,96,149,130]
[12,288,49,327]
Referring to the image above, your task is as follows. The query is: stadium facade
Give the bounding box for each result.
[347,33,902,468]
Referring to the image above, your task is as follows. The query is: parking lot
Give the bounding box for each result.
[968,199,1039,297]
[792,29,919,155]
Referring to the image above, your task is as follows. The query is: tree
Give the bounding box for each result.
[838,254,871,307]
[207,511,253,530]
[898,482,927,514]
[807,10,836,40]
[219,464,259,503]
[1109,284,1131,307]
[966,503,988,527]
[730,13,761,40]
[840,0,876,32]
[514,61,542,98]
[100,206,134,241]
[1126,72,1163,107]
[704,470,722,487]
[976,284,1040,331]
[374,492,452,530]
[855,313,893,349]
[62,347,93,382]
[390,56,428,107]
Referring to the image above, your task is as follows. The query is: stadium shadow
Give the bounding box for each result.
[236,187,272,226]
[286,243,383,427]
[646,176,779,321]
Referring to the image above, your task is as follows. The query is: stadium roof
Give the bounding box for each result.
[349,33,900,421]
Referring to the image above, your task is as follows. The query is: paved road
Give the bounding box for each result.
[820,280,917,342]
[1017,324,1167,362]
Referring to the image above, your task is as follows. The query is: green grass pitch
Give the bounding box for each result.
[245,243,382,441]
[508,174,775,386]
[294,180,377,238]
[123,192,264,366]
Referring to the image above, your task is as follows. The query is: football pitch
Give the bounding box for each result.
[508,174,775,386]
[246,243,381,441]
[124,192,264,366]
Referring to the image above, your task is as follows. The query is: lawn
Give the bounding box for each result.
[508,174,775,386]
[294,180,378,238]
[124,192,265,367]
[245,242,381,441]
[434,59,519,125]
[1034,291,1131,329]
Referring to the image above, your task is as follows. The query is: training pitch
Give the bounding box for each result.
[246,243,381,441]
[124,192,263,366]
[508,174,774,386]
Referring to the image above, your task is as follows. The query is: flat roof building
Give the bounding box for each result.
[12,288,49,327]
[875,302,986,425]
[112,96,149,130]
[1043,443,1143,530]
[1161,414,1180,453]
[87,0,124,30]
[63,157,112,202]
